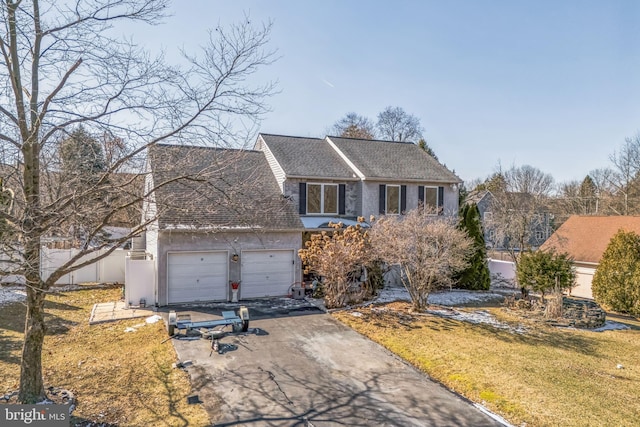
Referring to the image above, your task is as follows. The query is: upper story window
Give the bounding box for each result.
[307,183,338,214]
[386,185,400,214]
[298,183,346,216]
[419,185,444,215]
[379,184,406,215]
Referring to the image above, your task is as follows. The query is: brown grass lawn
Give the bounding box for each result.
[0,286,210,427]
[334,301,640,427]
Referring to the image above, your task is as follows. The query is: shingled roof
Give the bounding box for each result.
[540,215,640,264]
[327,136,461,182]
[257,134,357,179]
[148,144,303,231]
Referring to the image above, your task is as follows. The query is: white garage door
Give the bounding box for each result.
[572,266,595,299]
[167,251,228,304]
[241,250,294,299]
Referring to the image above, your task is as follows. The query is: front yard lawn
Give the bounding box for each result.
[0,286,210,427]
[334,301,640,427]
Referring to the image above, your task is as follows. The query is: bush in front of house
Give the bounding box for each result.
[516,249,576,300]
[592,229,640,316]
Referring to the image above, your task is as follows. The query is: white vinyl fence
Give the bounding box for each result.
[0,247,127,285]
[488,258,516,287]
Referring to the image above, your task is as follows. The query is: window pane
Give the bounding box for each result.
[387,186,399,214]
[307,184,321,214]
[425,187,438,213]
[324,185,338,214]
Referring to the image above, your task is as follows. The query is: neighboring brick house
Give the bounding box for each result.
[540,215,640,299]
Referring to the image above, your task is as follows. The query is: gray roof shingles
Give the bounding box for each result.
[148,144,303,231]
[259,134,357,179]
[327,136,461,183]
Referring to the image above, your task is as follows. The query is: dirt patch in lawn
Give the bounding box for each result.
[0,286,210,427]
[335,301,640,427]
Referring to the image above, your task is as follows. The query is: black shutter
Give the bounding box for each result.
[338,184,346,215]
[438,186,444,215]
[299,182,307,215]
[418,186,424,206]
[379,184,386,215]
[400,185,407,213]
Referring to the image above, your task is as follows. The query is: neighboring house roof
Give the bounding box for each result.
[465,190,491,205]
[327,136,461,183]
[148,144,303,231]
[540,215,640,264]
[258,134,357,180]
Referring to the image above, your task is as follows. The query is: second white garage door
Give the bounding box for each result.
[167,251,228,304]
[241,250,294,298]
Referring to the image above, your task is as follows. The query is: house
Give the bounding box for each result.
[139,134,462,305]
[255,134,462,227]
[467,189,554,252]
[143,144,303,305]
[539,215,640,299]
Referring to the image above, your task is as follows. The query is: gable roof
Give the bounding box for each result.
[326,136,461,183]
[148,144,303,231]
[540,215,640,264]
[257,134,357,180]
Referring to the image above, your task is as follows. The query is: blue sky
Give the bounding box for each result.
[128,0,640,185]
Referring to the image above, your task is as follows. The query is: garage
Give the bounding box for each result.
[240,250,295,298]
[571,266,595,300]
[167,251,228,304]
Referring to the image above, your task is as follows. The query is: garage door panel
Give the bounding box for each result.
[168,251,228,303]
[241,250,294,299]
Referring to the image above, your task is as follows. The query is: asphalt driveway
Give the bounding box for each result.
[170,303,507,427]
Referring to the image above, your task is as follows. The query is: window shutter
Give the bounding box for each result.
[299,182,307,215]
[379,185,386,214]
[418,186,424,206]
[438,186,444,215]
[338,184,346,215]
[400,185,407,213]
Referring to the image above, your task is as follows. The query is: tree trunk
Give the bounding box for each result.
[18,277,47,403]
[19,138,46,403]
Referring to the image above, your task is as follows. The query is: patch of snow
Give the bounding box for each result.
[426,308,526,334]
[0,286,26,306]
[350,311,363,317]
[592,321,631,332]
[473,402,515,427]
[124,327,137,333]
[145,314,162,324]
[376,286,508,306]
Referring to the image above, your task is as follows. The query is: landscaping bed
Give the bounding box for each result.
[0,286,210,427]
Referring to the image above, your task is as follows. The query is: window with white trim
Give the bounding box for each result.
[307,183,338,214]
[424,186,439,214]
[386,185,400,214]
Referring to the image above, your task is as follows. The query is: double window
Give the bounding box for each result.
[307,183,338,214]
[299,182,346,215]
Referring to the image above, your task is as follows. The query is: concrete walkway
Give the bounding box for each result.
[89,301,156,324]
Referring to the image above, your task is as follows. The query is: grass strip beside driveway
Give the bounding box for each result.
[334,301,640,427]
[0,287,210,427]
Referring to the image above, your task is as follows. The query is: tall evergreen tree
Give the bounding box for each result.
[592,230,640,316]
[417,138,438,160]
[456,203,491,290]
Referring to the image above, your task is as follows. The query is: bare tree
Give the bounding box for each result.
[608,135,640,215]
[487,165,554,264]
[376,106,423,142]
[0,0,276,403]
[503,164,554,196]
[370,209,471,311]
[331,112,376,139]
